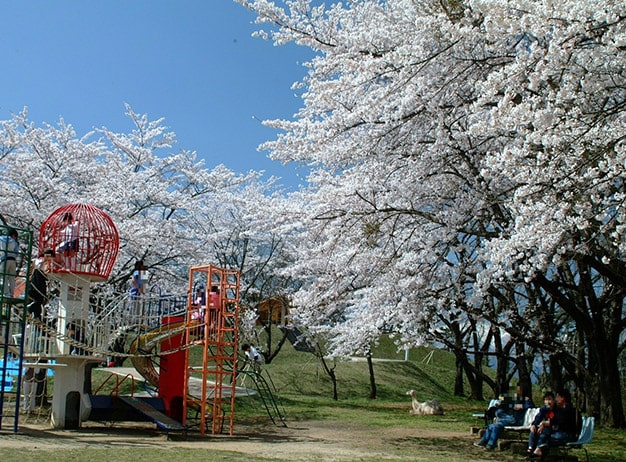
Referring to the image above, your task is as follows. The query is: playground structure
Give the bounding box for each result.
[183,265,240,435]
[0,203,286,436]
[0,224,33,433]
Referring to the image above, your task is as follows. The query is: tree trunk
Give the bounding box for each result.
[454,356,464,396]
[548,352,565,393]
[492,326,509,394]
[434,313,487,399]
[514,343,533,399]
[318,349,339,400]
[366,350,377,400]
[589,329,625,427]
[263,325,289,365]
[534,269,626,428]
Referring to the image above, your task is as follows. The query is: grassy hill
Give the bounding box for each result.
[264,339,462,403]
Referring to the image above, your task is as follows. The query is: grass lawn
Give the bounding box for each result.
[2,338,624,461]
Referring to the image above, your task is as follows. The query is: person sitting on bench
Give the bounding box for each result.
[531,389,579,458]
[474,383,534,451]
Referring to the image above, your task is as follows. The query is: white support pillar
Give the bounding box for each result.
[50,356,100,429]
[49,273,101,429]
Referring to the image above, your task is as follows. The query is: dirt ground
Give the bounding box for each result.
[0,412,477,461]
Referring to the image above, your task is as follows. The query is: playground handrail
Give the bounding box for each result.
[15,291,191,359]
[92,372,136,396]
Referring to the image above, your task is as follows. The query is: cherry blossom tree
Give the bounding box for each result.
[202,180,303,362]
[0,104,302,374]
[238,0,626,426]
[0,105,275,296]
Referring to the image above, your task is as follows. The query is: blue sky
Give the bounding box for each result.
[0,1,312,189]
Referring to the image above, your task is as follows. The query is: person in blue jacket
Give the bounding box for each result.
[474,383,535,450]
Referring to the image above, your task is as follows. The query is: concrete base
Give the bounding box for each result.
[50,355,103,429]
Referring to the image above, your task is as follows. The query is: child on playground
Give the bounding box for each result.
[22,366,38,412]
[242,343,262,371]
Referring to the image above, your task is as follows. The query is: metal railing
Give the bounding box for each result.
[14,291,189,359]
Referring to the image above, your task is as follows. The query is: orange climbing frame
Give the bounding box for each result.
[182,265,240,435]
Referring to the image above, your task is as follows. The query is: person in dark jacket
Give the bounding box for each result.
[528,391,556,455]
[27,249,54,319]
[532,389,579,458]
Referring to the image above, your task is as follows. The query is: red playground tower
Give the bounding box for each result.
[37,203,119,428]
[39,203,119,280]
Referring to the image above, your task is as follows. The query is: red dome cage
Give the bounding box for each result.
[38,203,119,282]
